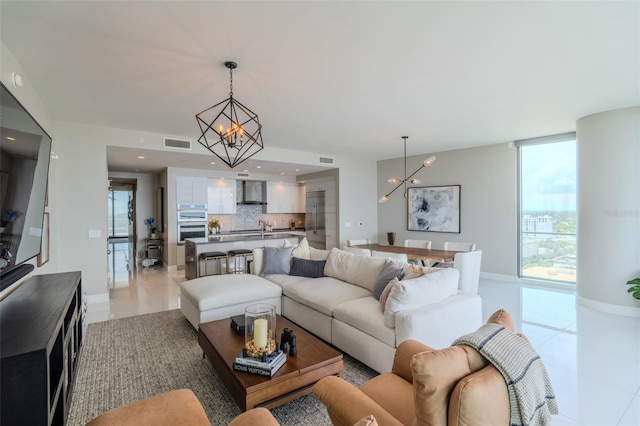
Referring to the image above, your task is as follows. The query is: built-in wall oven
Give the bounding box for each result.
[178,222,207,243]
[177,203,208,243]
[177,209,207,222]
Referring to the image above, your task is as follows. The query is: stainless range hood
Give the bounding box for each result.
[239,180,266,205]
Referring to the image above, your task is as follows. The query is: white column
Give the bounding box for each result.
[576,107,640,316]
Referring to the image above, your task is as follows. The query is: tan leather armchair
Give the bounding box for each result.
[314,310,517,426]
[87,389,279,426]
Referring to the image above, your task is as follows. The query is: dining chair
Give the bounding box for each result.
[443,241,476,252]
[347,239,369,247]
[342,246,372,256]
[371,250,408,263]
[403,239,432,265]
[404,239,432,249]
[439,242,476,268]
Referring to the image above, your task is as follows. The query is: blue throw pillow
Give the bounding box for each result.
[262,246,293,275]
[289,257,326,278]
[372,261,405,300]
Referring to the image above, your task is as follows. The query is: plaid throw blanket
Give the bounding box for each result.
[453,324,558,426]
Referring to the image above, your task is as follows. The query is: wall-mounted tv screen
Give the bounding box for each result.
[0,82,52,292]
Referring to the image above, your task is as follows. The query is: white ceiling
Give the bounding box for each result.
[1,1,638,174]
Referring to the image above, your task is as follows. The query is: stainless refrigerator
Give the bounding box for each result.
[305,191,326,249]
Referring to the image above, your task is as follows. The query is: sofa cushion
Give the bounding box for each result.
[359,373,415,426]
[372,261,405,300]
[324,248,386,292]
[333,296,395,346]
[262,246,293,275]
[309,246,331,261]
[262,273,308,291]
[180,274,282,311]
[384,268,459,327]
[289,257,326,278]
[283,277,371,316]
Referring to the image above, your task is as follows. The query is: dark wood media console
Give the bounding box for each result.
[1,271,84,426]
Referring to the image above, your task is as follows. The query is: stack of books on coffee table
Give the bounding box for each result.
[232,350,287,377]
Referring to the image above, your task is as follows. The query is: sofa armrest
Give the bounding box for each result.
[395,293,482,349]
[448,364,510,426]
[313,376,403,426]
[391,339,434,383]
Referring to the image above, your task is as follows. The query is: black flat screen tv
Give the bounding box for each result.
[0,82,52,294]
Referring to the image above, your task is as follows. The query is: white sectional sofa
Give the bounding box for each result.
[250,243,483,373]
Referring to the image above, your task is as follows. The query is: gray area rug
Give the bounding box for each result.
[67,310,378,425]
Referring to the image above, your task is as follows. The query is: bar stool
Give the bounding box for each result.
[227,249,253,274]
[199,251,227,276]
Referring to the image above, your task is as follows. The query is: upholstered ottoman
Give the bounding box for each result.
[180,274,282,328]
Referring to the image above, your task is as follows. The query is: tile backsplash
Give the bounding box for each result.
[208,206,304,231]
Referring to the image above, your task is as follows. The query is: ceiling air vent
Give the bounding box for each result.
[318,156,335,165]
[236,172,250,178]
[163,137,191,150]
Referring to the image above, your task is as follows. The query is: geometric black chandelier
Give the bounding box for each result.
[379,136,436,203]
[196,61,264,168]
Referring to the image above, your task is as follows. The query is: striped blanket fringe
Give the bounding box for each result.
[453,324,558,426]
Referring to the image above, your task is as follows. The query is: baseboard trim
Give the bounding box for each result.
[576,295,640,318]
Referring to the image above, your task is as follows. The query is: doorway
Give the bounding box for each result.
[108,180,137,287]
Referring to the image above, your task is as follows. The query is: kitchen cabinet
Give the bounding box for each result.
[266,182,305,213]
[176,176,208,205]
[208,178,236,214]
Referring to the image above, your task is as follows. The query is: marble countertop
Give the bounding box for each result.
[186,231,304,244]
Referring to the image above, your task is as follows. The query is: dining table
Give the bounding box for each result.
[352,243,461,264]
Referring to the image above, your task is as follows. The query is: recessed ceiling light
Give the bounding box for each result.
[256,165,262,169]
[210,161,216,165]
[295,169,300,172]
[6,136,16,141]
[137,156,145,159]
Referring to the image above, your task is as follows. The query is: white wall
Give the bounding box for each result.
[377,143,517,275]
[576,107,640,314]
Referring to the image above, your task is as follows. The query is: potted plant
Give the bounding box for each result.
[208,219,221,234]
[627,277,640,300]
[145,217,157,238]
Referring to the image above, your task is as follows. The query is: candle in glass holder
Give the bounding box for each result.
[253,318,268,349]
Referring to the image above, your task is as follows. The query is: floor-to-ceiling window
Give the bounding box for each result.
[517,133,577,284]
[107,181,136,287]
[108,184,134,238]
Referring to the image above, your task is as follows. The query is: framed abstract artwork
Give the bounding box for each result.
[407,185,461,233]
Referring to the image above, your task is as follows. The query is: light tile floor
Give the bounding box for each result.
[87,247,640,425]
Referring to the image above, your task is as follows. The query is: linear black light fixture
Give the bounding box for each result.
[379,136,436,203]
[196,61,264,168]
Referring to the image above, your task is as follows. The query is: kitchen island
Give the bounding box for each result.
[184,232,303,279]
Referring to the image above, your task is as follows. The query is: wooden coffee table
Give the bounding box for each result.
[198,315,343,411]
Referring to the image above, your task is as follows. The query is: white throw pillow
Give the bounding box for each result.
[283,237,311,260]
[309,246,331,261]
[383,268,460,328]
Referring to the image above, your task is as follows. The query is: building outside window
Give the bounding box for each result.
[517,134,577,284]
